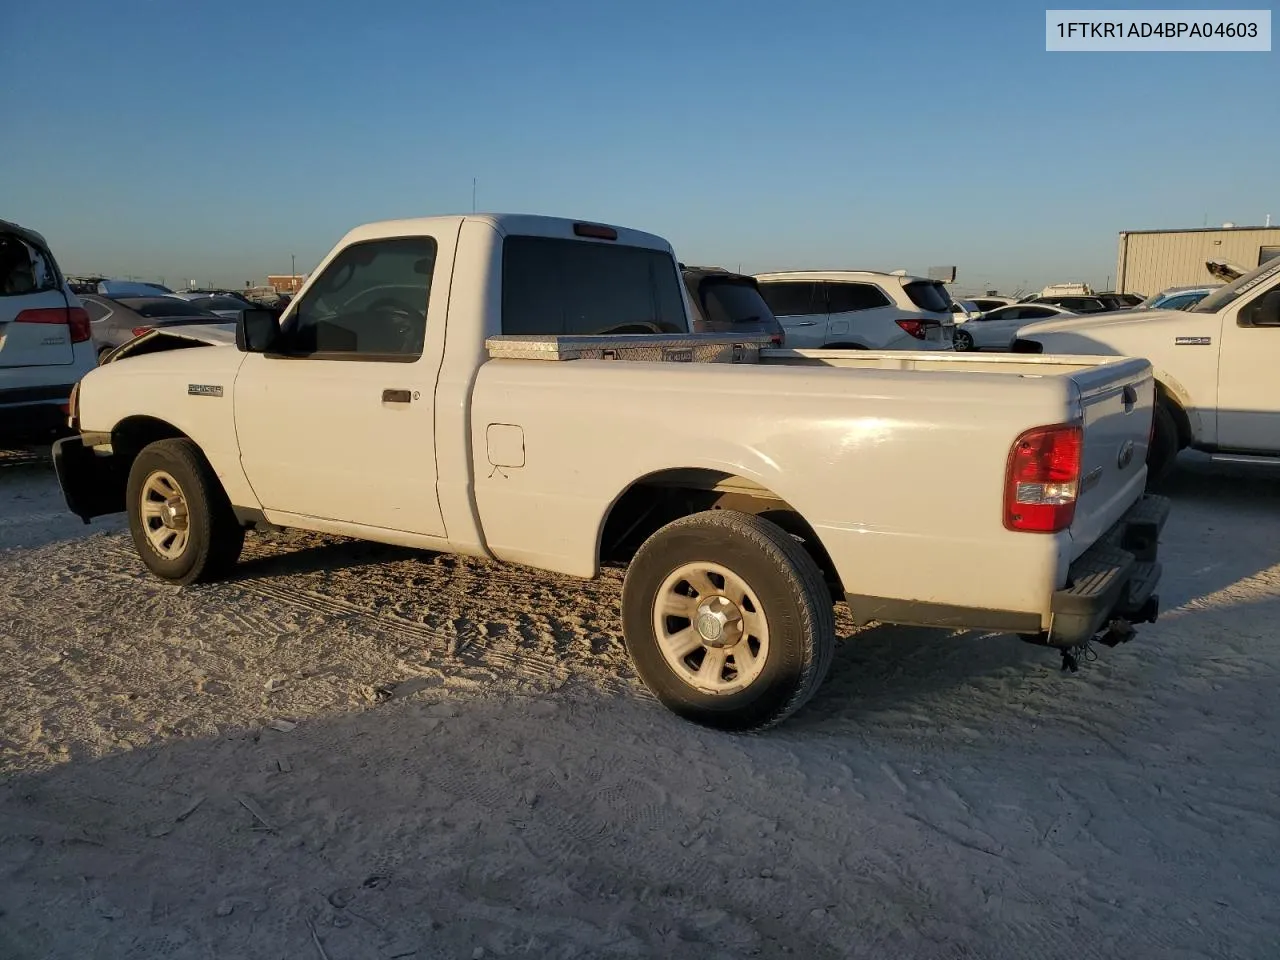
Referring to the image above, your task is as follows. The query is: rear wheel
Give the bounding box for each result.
[953,329,975,351]
[126,438,245,585]
[1146,401,1180,489]
[621,510,836,731]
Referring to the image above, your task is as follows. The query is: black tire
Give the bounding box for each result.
[97,347,113,365]
[1146,401,1179,489]
[953,329,974,352]
[621,510,836,732]
[126,438,245,585]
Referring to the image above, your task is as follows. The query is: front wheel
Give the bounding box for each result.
[126,438,245,585]
[952,328,974,351]
[621,510,836,731]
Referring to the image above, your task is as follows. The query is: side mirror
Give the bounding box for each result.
[1244,289,1280,327]
[237,308,281,353]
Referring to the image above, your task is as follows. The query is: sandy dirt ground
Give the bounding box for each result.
[1,446,1278,959]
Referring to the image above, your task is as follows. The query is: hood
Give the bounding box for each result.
[1017,307,1179,338]
[100,322,236,364]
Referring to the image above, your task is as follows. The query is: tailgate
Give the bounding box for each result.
[0,290,76,367]
[1069,361,1154,557]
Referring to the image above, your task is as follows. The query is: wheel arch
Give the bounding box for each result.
[596,467,843,597]
[1153,377,1193,448]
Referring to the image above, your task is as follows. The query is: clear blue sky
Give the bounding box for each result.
[1,0,1274,294]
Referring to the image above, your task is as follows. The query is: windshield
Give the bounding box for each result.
[194,296,251,312]
[121,297,220,319]
[902,280,952,313]
[1192,257,1280,314]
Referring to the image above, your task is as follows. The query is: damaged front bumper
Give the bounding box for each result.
[52,433,126,524]
[1046,494,1171,648]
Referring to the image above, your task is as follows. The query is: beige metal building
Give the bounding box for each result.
[1115,225,1280,296]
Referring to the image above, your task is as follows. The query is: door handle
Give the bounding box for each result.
[788,321,818,327]
[382,389,412,403]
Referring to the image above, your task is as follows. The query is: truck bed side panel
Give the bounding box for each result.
[469,359,1081,621]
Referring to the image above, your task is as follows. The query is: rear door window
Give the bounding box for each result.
[902,281,952,313]
[501,236,686,336]
[757,281,824,317]
[825,282,891,313]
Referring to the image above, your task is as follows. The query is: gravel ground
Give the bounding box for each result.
[1,447,1278,959]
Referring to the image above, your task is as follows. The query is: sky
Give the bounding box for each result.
[1,0,1274,295]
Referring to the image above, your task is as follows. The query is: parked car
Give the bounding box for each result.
[1096,292,1145,310]
[1014,255,1280,484]
[681,266,785,342]
[965,296,1017,312]
[80,294,228,360]
[54,213,1166,729]
[1031,294,1114,314]
[95,279,174,297]
[952,303,1077,351]
[1135,285,1220,312]
[168,292,256,319]
[753,270,956,350]
[0,219,95,442]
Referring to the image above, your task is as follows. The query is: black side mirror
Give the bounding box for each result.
[237,308,281,352]
[1244,289,1280,327]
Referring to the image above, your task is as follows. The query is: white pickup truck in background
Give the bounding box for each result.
[1015,256,1280,483]
[53,214,1168,730]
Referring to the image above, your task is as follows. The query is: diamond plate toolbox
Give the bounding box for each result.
[485,333,777,363]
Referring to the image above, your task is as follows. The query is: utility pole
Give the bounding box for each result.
[472,178,477,213]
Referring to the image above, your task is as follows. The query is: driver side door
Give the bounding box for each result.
[233,229,456,538]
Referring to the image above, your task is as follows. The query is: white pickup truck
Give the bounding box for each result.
[53,214,1168,730]
[1014,256,1280,483]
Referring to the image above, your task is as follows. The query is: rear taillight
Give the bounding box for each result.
[770,333,783,346]
[13,306,93,344]
[68,307,91,343]
[132,326,152,337]
[1004,424,1083,533]
[895,319,931,340]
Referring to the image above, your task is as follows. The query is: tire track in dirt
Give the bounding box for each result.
[231,576,644,700]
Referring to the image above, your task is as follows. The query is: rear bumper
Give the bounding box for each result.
[0,386,75,442]
[1048,494,1170,646]
[51,434,127,524]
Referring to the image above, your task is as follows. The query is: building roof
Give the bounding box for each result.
[1118,225,1279,236]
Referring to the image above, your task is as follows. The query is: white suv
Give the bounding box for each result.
[754,271,956,350]
[1,219,95,443]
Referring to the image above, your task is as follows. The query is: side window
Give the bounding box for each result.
[0,233,59,297]
[1021,308,1056,319]
[758,281,823,317]
[280,237,436,360]
[82,300,112,322]
[501,236,686,336]
[826,282,891,314]
[1258,246,1280,267]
